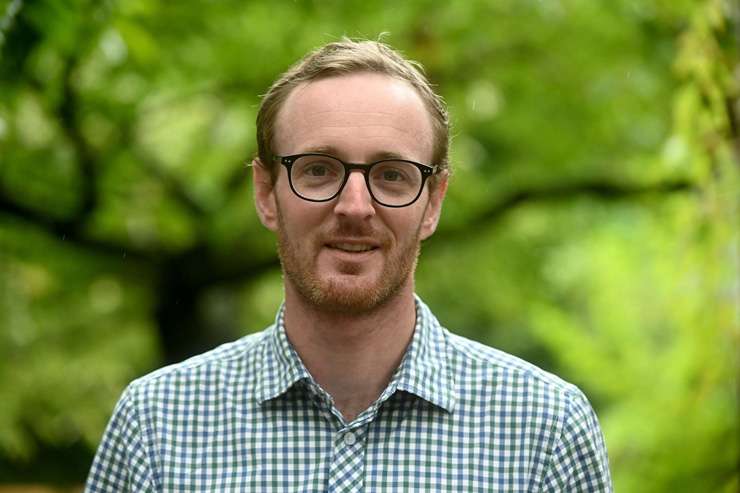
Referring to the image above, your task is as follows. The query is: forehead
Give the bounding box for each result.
[273,73,434,162]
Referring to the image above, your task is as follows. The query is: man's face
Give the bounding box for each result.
[254,73,447,314]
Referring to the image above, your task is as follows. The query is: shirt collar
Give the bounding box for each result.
[256,296,457,413]
[392,296,457,413]
[254,304,312,403]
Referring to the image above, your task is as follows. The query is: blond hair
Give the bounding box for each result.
[256,38,449,182]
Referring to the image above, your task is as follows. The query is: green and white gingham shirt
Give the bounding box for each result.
[86,297,612,492]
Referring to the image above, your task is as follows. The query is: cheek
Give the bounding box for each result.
[276,197,326,237]
[380,211,422,244]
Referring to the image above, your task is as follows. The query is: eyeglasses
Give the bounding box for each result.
[274,153,440,208]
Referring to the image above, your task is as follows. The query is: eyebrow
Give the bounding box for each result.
[300,145,408,162]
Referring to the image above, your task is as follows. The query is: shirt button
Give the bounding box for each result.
[343,431,357,446]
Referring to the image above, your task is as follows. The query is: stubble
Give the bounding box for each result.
[275,206,422,315]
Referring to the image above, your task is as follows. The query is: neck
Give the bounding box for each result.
[282,283,417,422]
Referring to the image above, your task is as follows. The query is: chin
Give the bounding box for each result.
[294,272,408,315]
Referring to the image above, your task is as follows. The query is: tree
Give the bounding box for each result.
[0,0,737,488]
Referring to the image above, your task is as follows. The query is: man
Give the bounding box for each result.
[86,39,612,492]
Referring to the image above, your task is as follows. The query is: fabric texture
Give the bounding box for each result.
[86,297,612,492]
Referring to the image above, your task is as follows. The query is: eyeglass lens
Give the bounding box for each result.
[290,155,423,206]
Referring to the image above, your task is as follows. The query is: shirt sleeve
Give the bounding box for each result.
[85,384,157,493]
[541,387,613,492]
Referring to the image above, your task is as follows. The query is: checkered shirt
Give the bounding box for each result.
[86,296,612,492]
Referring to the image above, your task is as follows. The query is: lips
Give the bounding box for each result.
[327,242,378,253]
[325,238,381,253]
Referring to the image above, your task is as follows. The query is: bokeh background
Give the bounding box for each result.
[0,0,738,490]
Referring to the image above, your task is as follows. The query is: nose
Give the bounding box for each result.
[333,170,375,218]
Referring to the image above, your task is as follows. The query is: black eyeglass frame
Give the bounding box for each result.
[274,153,441,208]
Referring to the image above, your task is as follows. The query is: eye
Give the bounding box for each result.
[293,156,342,180]
[372,162,415,185]
[306,164,330,176]
[381,169,404,182]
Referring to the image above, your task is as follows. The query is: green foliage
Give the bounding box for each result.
[0,0,737,488]
[0,216,159,459]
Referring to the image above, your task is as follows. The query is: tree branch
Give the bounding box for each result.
[726,95,740,162]
[430,178,697,246]
[0,189,152,262]
[56,55,98,233]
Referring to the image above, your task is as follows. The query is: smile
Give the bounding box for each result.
[327,243,378,253]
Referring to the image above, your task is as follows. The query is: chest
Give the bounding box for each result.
[150,396,554,492]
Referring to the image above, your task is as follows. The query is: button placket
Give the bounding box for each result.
[327,426,367,493]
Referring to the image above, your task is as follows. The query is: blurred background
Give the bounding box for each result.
[0,0,738,491]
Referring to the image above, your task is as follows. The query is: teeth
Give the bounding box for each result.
[332,243,374,252]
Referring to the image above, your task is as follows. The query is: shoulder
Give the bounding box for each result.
[443,330,612,489]
[443,329,587,409]
[445,330,577,391]
[124,329,271,403]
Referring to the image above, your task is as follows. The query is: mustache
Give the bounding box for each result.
[321,220,389,245]
[330,224,377,238]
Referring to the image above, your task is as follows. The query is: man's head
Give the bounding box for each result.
[256,38,450,184]
[253,39,449,314]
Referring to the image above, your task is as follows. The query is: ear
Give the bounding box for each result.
[252,158,279,232]
[420,173,448,241]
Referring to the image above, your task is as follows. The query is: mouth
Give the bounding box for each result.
[326,242,379,253]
